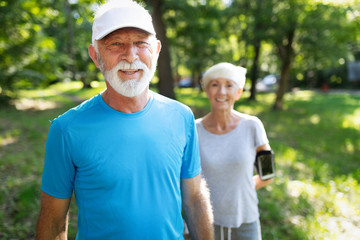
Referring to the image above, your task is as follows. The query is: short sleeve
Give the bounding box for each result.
[253,117,269,148]
[180,112,202,179]
[41,119,75,199]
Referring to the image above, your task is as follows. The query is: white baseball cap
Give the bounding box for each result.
[92,0,156,44]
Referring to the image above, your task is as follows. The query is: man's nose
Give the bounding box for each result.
[121,44,139,63]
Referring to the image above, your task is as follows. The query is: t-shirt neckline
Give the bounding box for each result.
[97,91,154,118]
[199,117,243,137]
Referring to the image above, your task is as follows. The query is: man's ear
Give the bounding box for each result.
[156,40,162,55]
[88,44,100,68]
[235,88,243,101]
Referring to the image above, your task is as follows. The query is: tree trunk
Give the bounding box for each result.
[64,0,76,81]
[273,30,295,110]
[191,66,201,89]
[273,57,292,110]
[249,42,261,101]
[149,0,175,99]
[248,0,262,101]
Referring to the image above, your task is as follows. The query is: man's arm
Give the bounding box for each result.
[36,191,71,240]
[181,174,214,240]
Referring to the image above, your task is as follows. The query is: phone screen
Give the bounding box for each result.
[259,154,274,176]
[256,151,275,180]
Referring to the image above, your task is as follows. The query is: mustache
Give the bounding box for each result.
[116,60,149,71]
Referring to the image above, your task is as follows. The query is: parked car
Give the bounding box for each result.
[177,77,192,88]
[256,74,279,92]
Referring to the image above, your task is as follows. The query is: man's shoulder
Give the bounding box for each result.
[52,94,100,127]
[152,92,193,115]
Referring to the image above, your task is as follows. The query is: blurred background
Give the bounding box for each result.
[0,0,359,239]
[1,0,360,106]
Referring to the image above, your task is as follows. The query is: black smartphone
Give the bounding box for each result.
[255,150,275,180]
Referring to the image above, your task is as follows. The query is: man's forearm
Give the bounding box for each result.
[36,209,69,240]
[36,192,71,240]
[183,179,214,240]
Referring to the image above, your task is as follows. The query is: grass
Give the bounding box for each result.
[0,82,359,239]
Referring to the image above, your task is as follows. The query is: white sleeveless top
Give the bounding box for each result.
[196,113,269,228]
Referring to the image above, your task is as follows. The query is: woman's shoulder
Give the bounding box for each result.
[195,117,204,130]
[236,112,264,127]
[235,111,258,120]
[195,117,203,123]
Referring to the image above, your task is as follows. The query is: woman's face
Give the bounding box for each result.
[205,78,243,111]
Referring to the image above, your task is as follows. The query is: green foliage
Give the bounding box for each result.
[0,0,64,92]
[162,0,226,83]
[0,0,98,102]
[1,0,359,106]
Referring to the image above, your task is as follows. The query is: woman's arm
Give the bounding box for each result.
[253,144,274,190]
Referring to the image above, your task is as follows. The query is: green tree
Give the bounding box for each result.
[263,0,354,109]
[66,0,98,88]
[0,0,62,102]
[164,0,225,88]
[228,0,276,101]
[44,0,97,88]
[149,0,176,99]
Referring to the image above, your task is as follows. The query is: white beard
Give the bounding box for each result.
[98,57,157,98]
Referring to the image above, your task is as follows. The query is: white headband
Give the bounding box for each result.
[201,62,247,89]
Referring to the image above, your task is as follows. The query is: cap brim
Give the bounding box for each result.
[92,7,156,43]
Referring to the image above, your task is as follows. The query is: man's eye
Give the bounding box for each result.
[136,41,149,47]
[111,42,121,46]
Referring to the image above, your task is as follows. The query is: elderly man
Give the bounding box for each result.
[35,0,214,239]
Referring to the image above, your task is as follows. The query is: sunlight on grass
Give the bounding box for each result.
[235,93,276,115]
[282,147,298,163]
[342,108,360,130]
[286,90,315,101]
[309,114,320,125]
[51,81,83,92]
[77,81,106,99]
[14,81,107,110]
[344,138,355,154]
[286,176,360,239]
[17,81,83,99]
[236,104,264,115]
[0,129,20,146]
[17,88,58,99]
[10,98,58,110]
[0,135,18,146]
[175,88,210,117]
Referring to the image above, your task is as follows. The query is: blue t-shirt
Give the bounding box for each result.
[41,92,201,240]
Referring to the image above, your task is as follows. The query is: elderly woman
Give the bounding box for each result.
[196,62,273,240]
